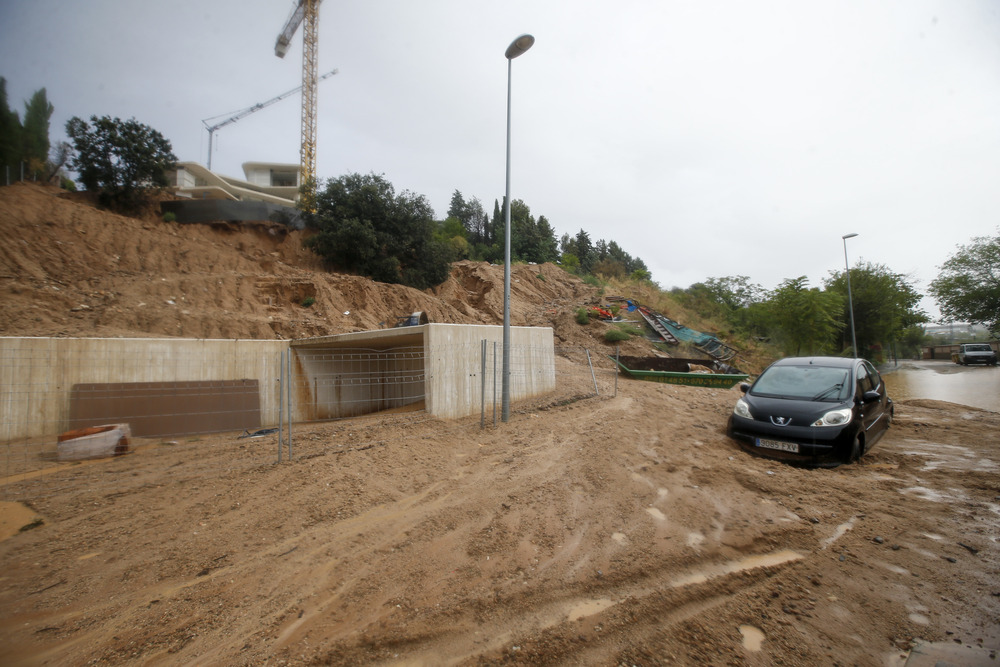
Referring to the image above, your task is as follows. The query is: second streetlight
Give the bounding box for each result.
[842,232,858,357]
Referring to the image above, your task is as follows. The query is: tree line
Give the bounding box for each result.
[2,78,176,207]
[304,175,653,290]
[676,265,928,360]
[442,190,650,281]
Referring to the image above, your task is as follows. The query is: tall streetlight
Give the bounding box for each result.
[842,233,859,357]
[501,33,534,422]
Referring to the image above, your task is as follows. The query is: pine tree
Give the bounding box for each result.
[0,78,22,177]
[20,88,52,179]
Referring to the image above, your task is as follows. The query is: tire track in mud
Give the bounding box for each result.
[302,488,872,665]
[443,511,888,666]
[372,547,808,665]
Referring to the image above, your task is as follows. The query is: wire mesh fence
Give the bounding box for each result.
[1,339,621,501]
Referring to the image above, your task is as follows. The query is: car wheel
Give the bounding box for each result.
[847,435,862,464]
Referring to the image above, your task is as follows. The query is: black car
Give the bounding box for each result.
[727,356,893,466]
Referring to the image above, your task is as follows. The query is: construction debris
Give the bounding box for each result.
[57,424,131,461]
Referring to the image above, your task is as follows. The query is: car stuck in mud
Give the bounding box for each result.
[727,356,893,466]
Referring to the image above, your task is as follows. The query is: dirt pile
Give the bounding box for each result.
[0,183,619,349]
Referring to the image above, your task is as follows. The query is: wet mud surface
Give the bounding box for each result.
[1,388,997,665]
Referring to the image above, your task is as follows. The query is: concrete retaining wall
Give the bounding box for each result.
[2,325,556,441]
[0,337,287,442]
[424,324,555,419]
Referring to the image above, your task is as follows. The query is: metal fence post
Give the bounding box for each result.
[286,348,292,460]
[614,345,620,397]
[277,349,285,462]
[480,339,486,429]
[493,341,498,426]
[586,349,599,396]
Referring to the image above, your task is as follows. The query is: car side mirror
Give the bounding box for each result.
[739,383,750,393]
[862,390,881,403]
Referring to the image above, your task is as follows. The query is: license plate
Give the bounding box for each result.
[756,438,799,453]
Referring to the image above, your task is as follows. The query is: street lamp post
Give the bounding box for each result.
[501,33,534,422]
[842,233,858,357]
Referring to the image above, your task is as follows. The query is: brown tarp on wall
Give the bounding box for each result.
[69,380,261,438]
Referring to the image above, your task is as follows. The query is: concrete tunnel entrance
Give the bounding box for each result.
[290,323,556,421]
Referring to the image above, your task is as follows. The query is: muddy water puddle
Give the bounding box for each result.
[567,598,615,622]
[884,361,999,411]
[0,501,44,541]
[739,624,765,651]
[563,550,803,627]
[670,549,803,587]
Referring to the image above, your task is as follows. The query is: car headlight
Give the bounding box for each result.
[733,398,752,419]
[812,408,852,427]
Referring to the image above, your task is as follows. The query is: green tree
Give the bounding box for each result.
[65,115,177,210]
[560,252,580,273]
[702,276,766,312]
[305,172,452,289]
[48,140,72,183]
[1,79,56,181]
[689,275,768,335]
[559,232,573,256]
[574,229,594,274]
[595,239,608,261]
[447,190,468,225]
[20,88,52,179]
[533,215,559,263]
[467,198,489,246]
[0,78,22,174]
[593,258,626,279]
[765,277,844,356]
[630,268,651,282]
[507,199,559,264]
[434,216,470,261]
[824,261,927,357]
[929,229,1000,337]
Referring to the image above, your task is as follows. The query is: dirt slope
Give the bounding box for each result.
[0,183,998,665]
[0,183,606,347]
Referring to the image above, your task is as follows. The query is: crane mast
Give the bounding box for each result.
[275,0,322,210]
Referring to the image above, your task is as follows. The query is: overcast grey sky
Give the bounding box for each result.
[2,0,998,320]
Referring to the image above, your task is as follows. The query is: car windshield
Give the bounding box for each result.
[966,344,992,352]
[751,365,851,401]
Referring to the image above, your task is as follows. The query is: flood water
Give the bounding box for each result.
[882,360,1000,412]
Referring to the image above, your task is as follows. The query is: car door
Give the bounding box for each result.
[859,360,889,439]
[853,362,875,445]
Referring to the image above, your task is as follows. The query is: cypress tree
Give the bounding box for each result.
[0,78,22,176]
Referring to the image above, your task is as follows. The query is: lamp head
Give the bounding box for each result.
[842,233,858,240]
[505,34,535,59]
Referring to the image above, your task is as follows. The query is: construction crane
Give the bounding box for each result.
[275,0,322,210]
[202,68,338,170]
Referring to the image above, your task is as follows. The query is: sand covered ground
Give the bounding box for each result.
[1,183,997,665]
